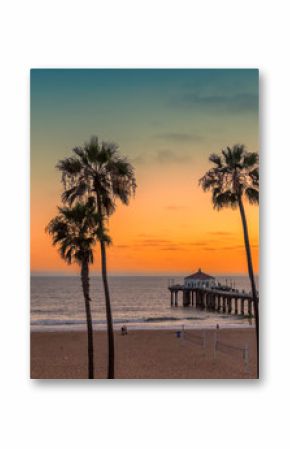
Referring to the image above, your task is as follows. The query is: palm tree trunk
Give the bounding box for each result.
[238,196,259,378]
[99,238,115,379]
[95,189,115,379]
[81,259,94,379]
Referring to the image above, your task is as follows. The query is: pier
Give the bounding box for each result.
[168,269,257,317]
[168,285,256,316]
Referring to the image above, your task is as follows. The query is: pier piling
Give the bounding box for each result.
[168,285,257,317]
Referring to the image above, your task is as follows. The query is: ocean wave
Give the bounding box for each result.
[145,316,205,322]
[30,315,209,328]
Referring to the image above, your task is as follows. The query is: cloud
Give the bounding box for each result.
[114,237,257,254]
[208,231,234,236]
[130,140,195,165]
[189,241,209,247]
[129,149,192,166]
[156,149,192,164]
[153,132,202,142]
[160,246,185,251]
[131,154,145,164]
[139,239,172,246]
[170,92,258,113]
[134,237,186,252]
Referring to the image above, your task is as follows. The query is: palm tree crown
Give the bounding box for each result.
[46,199,110,265]
[199,144,259,209]
[56,136,137,216]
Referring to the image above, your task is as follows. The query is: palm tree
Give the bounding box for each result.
[46,200,104,379]
[56,136,136,379]
[199,144,259,377]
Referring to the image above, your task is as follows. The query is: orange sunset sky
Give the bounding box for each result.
[31,69,259,275]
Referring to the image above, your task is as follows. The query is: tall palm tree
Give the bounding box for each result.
[56,136,136,379]
[46,200,105,379]
[199,144,259,377]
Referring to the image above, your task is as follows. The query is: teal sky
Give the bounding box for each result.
[31,69,258,170]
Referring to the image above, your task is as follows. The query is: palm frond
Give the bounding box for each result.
[101,195,115,215]
[209,153,222,167]
[46,200,100,267]
[62,181,89,205]
[213,190,238,210]
[232,144,245,164]
[199,171,220,191]
[61,186,79,204]
[86,137,100,163]
[73,146,89,166]
[249,167,259,187]
[245,187,259,205]
[222,147,233,166]
[243,152,258,168]
[56,157,82,176]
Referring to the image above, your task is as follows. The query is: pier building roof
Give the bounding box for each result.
[184,268,215,280]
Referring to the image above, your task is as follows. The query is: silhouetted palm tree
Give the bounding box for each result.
[199,144,259,377]
[57,137,136,379]
[46,200,105,379]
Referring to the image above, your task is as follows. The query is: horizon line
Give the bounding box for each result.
[31,270,259,277]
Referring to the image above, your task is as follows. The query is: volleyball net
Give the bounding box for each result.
[178,327,250,374]
[214,331,249,373]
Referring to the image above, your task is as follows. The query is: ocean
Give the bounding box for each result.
[31,275,258,332]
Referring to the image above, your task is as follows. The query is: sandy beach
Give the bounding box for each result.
[30,327,257,379]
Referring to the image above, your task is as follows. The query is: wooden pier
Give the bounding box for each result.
[168,285,256,316]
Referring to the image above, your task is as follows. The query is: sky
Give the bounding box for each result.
[31,69,259,275]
